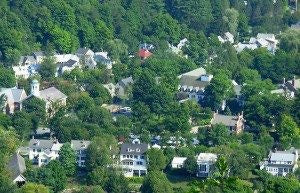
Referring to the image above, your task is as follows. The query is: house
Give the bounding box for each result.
[177,68,212,102]
[0,87,27,114]
[260,149,299,176]
[171,157,187,169]
[271,77,300,99]
[120,141,149,177]
[235,33,278,54]
[218,32,234,44]
[23,80,67,115]
[196,153,217,178]
[169,38,188,57]
[94,52,113,70]
[115,76,134,98]
[57,59,80,76]
[28,138,63,167]
[211,112,245,134]
[138,43,153,60]
[71,140,90,167]
[34,127,52,139]
[103,83,116,97]
[8,153,26,186]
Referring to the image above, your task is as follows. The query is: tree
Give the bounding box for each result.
[12,111,33,139]
[203,72,234,110]
[223,8,239,36]
[0,66,15,88]
[209,124,231,146]
[105,171,129,193]
[59,143,76,176]
[19,183,50,193]
[277,115,299,149]
[86,135,118,171]
[38,56,57,81]
[141,171,173,193]
[22,96,46,125]
[88,167,109,187]
[279,29,300,53]
[147,149,167,171]
[183,156,198,175]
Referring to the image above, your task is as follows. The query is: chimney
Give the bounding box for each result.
[292,76,296,87]
[283,78,286,84]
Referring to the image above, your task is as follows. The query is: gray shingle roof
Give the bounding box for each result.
[19,56,37,65]
[39,87,67,102]
[270,152,296,162]
[29,139,58,149]
[211,114,241,127]
[71,140,91,151]
[76,48,92,55]
[179,75,210,89]
[120,143,148,155]
[0,88,26,103]
[60,59,78,67]
[8,153,26,180]
[118,77,134,87]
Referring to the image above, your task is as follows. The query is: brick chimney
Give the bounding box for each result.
[292,76,296,87]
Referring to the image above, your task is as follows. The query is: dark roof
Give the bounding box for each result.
[76,48,92,55]
[120,143,148,155]
[8,153,26,180]
[60,59,77,67]
[179,75,210,89]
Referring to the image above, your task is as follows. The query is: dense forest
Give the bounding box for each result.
[0,0,300,193]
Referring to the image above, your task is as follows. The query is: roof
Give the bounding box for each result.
[19,56,37,65]
[211,113,243,127]
[0,88,27,103]
[138,49,152,59]
[178,68,206,78]
[197,153,217,163]
[71,140,91,151]
[32,51,45,57]
[118,76,134,87]
[60,59,78,67]
[35,127,51,135]
[234,85,242,96]
[179,75,210,90]
[29,139,62,149]
[270,152,297,163]
[39,87,67,102]
[171,157,187,164]
[120,143,148,155]
[257,33,275,40]
[76,47,93,55]
[8,153,26,180]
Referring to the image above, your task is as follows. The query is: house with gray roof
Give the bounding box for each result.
[116,76,134,98]
[260,149,299,176]
[120,141,149,177]
[8,153,26,186]
[0,87,27,114]
[177,68,212,102]
[71,140,91,167]
[271,77,300,99]
[28,138,63,167]
[22,80,67,116]
[211,112,245,134]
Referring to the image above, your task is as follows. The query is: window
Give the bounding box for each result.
[134,155,138,159]
[130,155,133,158]
[199,164,207,172]
[123,155,126,158]
[130,162,133,165]
[127,155,129,158]
[141,155,145,159]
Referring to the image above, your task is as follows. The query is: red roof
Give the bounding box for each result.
[138,49,152,59]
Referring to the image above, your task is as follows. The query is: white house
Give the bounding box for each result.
[171,157,187,169]
[271,77,300,99]
[218,32,234,44]
[260,149,299,176]
[71,140,91,167]
[23,80,67,116]
[54,54,80,76]
[8,153,26,186]
[0,87,27,114]
[196,153,217,178]
[28,138,63,167]
[177,68,212,102]
[120,141,149,177]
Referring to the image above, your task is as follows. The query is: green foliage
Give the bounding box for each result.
[183,156,198,175]
[147,148,167,171]
[22,96,46,125]
[19,183,50,193]
[59,143,77,176]
[12,111,33,139]
[0,66,15,87]
[141,170,174,193]
[38,57,57,81]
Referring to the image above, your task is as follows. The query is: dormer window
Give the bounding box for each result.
[136,148,140,152]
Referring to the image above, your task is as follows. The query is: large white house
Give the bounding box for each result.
[260,149,299,176]
[28,138,63,167]
[171,157,187,169]
[71,140,90,167]
[196,153,218,178]
[120,141,149,177]
[22,80,67,116]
